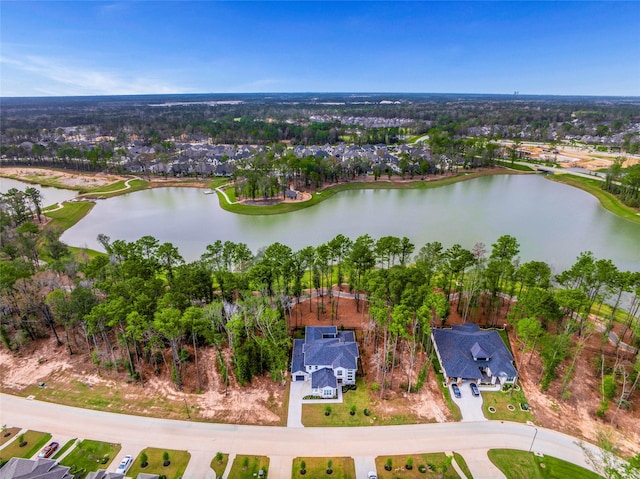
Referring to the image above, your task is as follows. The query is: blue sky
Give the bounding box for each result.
[1,1,639,97]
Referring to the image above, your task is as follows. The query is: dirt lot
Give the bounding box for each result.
[0,167,125,189]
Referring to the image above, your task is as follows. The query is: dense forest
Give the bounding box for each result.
[1,189,639,420]
[2,94,639,151]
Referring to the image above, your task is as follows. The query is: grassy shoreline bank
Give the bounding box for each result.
[217,169,518,215]
[549,174,640,224]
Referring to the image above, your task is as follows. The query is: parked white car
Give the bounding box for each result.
[115,455,133,474]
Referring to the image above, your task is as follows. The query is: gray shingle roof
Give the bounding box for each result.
[0,458,71,479]
[291,339,305,374]
[302,326,359,370]
[432,324,517,381]
[311,368,337,389]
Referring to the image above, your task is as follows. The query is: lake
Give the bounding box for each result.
[0,177,79,207]
[59,174,640,273]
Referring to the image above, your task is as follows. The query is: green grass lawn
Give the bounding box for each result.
[86,179,149,197]
[223,186,237,202]
[453,452,473,479]
[496,160,536,172]
[210,453,229,477]
[301,378,420,426]
[488,449,604,479]
[128,447,190,479]
[375,453,461,479]
[550,174,640,224]
[227,455,270,479]
[208,177,231,189]
[44,201,95,231]
[0,430,51,464]
[60,440,121,478]
[483,389,533,422]
[292,457,355,479]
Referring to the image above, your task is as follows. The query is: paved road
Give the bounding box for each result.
[0,394,603,478]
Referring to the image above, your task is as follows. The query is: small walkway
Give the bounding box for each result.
[214,186,238,205]
[458,448,506,479]
[446,451,468,479]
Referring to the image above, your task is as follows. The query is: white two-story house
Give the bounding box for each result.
[291,326,359,398]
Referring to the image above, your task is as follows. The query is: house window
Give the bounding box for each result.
[324,388,333,396]
[336,370,343,376]
[507,376,515,382]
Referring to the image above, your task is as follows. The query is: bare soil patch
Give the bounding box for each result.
[0,167,124,189]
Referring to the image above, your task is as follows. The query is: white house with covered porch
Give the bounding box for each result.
[291,326,359,398]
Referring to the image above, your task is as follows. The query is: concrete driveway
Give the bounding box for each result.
[287,381,308,427]
[450,382,486,422]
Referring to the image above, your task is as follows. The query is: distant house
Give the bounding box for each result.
[0,457,71,479]
[291,326,359,398]
[284,189,297,200]
[431,323,517,387]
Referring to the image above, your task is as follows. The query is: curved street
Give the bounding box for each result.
[0,393,603,478]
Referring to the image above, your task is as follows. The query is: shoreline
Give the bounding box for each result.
[3,165,639,225]
[216,169,522,216]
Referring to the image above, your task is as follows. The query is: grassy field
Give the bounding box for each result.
[59,439,120,478]
[208,177,232,189]
[496,160,536,172]
[483,389,533,422]
[210,453,229,477]
[218,170,516,215]
[301,378,421,426]
[85,179,149,197]
[375,453,461,479]
[128,447,191,479]
[550,174,640,224]
[227,455,270,479]
[17,379,202,421]
[0,427,21,446]
[488,449,604,479]
[0,430,51,463]
[44,201,95,231]
[292,456,355,479]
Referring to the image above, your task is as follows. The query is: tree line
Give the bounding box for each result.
[1,200,639,417]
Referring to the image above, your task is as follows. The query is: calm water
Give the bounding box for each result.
[59,174,640,272]
[0,177,78,207]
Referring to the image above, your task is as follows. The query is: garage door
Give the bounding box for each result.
[295,375,305,381]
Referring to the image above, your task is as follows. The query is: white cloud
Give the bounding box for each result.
[0,55,189,96]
